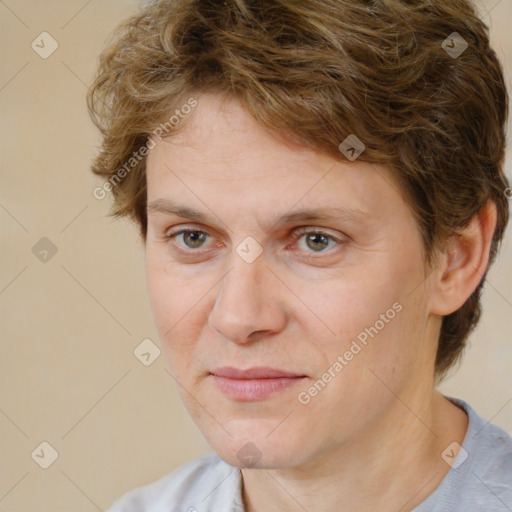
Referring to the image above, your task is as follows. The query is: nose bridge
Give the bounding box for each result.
[208,251,284,343]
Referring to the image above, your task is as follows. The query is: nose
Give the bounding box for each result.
[208,256,287,345]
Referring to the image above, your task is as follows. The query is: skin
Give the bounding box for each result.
[144,92,497,512]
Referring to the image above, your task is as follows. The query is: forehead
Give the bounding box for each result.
[145,93,409,226]
[149,93,332,176]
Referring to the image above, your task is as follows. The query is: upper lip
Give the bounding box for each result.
[210,366,307,379]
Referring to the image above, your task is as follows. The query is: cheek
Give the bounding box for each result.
[145,253,210,371]
[145,248,196,324]
[299,294,426,440]
[146,256,189,349]
[145,260,172,327]
[307,272,400,345]
[309,258,425,380]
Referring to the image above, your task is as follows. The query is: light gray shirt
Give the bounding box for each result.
[106,397,512,511]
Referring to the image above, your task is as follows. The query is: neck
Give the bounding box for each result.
[241,391,468,512]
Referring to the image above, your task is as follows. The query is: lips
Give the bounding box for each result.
[210,366,308,401]
[211,366,306,379]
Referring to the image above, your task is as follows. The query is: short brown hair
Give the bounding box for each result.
[87,0,510,380]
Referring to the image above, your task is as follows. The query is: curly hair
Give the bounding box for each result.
[87,0,510,381]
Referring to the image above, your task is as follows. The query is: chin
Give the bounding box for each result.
[215,443,303,470]
[201,418,308,469]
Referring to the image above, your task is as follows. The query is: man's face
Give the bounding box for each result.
[145,93,438,470]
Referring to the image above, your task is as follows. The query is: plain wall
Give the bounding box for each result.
[0,0,511,510]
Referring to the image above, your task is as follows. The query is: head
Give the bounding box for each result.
[87,0,509,469]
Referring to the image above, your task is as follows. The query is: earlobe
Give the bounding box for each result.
[430,200,497,316]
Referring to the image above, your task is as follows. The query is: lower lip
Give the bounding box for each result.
[212,375,307,401]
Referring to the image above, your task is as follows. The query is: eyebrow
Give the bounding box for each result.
[146,198,372,230]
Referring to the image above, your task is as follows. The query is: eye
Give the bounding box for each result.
[292,227,343,254]
[164,227,343,256]
[166,229,211,251]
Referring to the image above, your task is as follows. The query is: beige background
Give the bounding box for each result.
[0,0,511,510]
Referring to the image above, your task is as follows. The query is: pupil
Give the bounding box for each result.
[186,232,204,247]
[308,234,327,251]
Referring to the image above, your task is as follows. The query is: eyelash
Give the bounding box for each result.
[164,226,344,257]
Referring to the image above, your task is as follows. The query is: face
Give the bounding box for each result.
[145,93,438,470]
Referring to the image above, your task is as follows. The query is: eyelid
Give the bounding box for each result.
[292,226,344,243]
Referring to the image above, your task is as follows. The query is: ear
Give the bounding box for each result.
[429,200,497,316]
